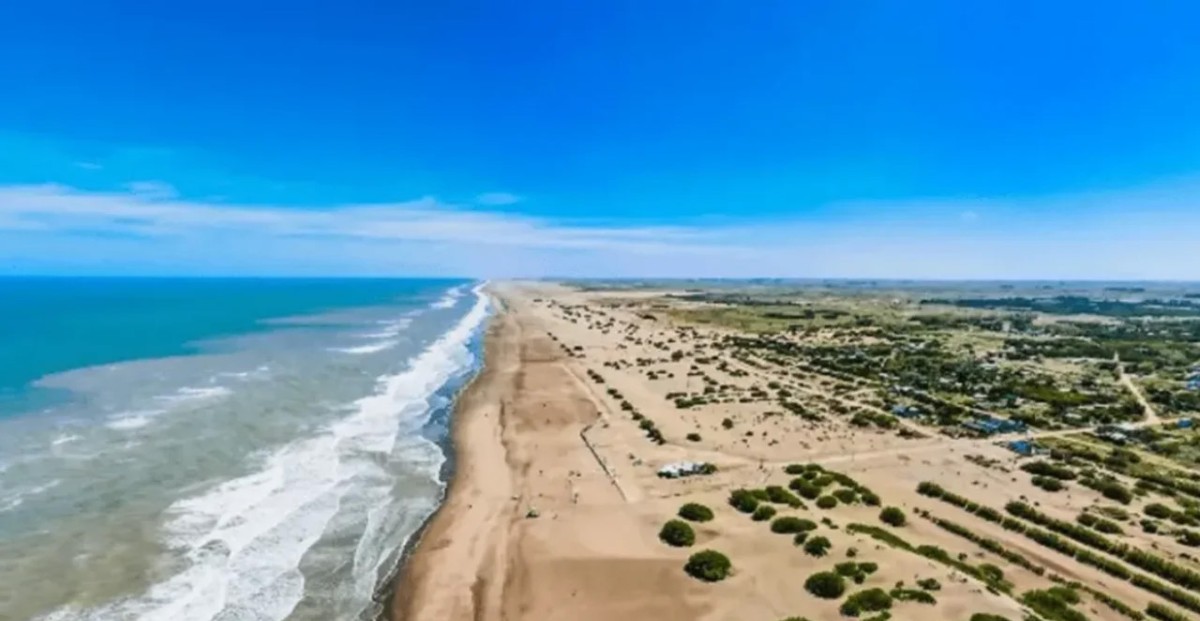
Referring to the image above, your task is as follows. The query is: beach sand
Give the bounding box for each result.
[388,283,714,620]
[385,282,1131,621]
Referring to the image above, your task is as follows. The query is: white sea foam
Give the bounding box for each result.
[159,386,233,403]
[105,409,164,431]
[50,433,81,447]
[46,286,490,621]
[429,284,466,309]
[331,340,400,355]
[0,479,61,513]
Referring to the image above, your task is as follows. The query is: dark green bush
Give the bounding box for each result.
[890,587,936,604]
[861,490,882,506]
[686,432,701,442]
[659,519,696,547]
[766,485,804,508]
[729,489,759,513]
[678,503,714,522]
[791,479,822,499]
[771,516,811,534]
[1146,503,1174,519]
[684,549,732,582]
[841,588,893,617]
[793,531,810,545]
[784,464,806,475]
[816,495,838,509]
[804,571,846,599]
[879,507,906,527]
[752,505,778,521]
[969,615,1011,621]
[834,488,859,504]
[917,577,941,591]
[804,535,832,557]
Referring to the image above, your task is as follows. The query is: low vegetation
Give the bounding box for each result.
[659,520,695,547]
[684,549,732,582]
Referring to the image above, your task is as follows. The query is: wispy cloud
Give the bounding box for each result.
[474,192,521,206]
[1,180,1198,279]
[74,161,103,171]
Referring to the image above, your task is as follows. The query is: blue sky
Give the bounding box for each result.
[1,1,1199,278]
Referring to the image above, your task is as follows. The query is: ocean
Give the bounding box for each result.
[0,278,489,621]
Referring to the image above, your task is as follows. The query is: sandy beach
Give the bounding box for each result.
[386,282,1161,621]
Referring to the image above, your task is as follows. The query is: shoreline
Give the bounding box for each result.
[379,288,515,620]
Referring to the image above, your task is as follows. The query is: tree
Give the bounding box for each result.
[880,506,907,527]
[659,520,696,547]
[804,571,846,599]
[678,503,714,523]
[684,550,732,582]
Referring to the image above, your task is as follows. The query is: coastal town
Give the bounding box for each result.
[396,281,1200,621]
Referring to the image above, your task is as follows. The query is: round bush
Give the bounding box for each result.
[804,571,846,599]
[752,505,778,521]
[833,488,859,504]
[860,491,881,506]
[793,531,809,546]
[686,432,702,442]
[659,519,696,547]
[770,516,811,534]
[804,535,832,557]
[678,503,714,523]
[816,495,838,509]
[729,489,760,513]
[684,549,732,582]
[784,464,806,475]
[840,588,892,617]
[790,479,822,499]
[879,506,906,527]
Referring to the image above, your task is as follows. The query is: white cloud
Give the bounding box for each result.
[1,180,1198,279]
[474,192,521,206]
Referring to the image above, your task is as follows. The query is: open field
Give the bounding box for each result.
[392,281,1200,621]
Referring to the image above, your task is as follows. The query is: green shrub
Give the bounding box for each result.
[835,561,861,577]
[752,505,778,521]
[766,485,804,508]
[1033,476,1066,492]
[791,479,822,499]
[804,535,832,557]
[833,488,860,504]
[784,464,806,475]
[684,549,732,582]
[969,615,1011,621]
[1146,503,1174,519]
[861,491,882,506]
[686,432,701,442]
[816,495,839,509]
[678,503,714,523]
[890,587,936,604]
[1021,587,1088,621]
[841,588,893,617]
[793,531,810,545]
[917,577,941,591]
[771,516,811,534]
[804,571,846,599]
[729,489,759,513]
[814,474,836,487]
[879,507,906,527]
[659,519,696,547]
[1147,603,1192,621]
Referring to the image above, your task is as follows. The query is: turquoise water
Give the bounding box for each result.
[0,278,488,621]
[0,278,463,413]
